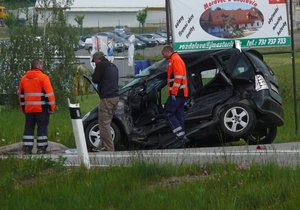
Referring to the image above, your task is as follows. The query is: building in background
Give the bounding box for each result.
[35,0,166,28]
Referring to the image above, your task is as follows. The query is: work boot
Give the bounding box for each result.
[182,136,190,146]
[22,146,32,155]
[37,147,47,154]
[168,139,185,149]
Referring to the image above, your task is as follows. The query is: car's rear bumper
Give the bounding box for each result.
[254,90,284,126]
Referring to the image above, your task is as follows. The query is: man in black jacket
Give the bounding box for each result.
[92,51,119,151]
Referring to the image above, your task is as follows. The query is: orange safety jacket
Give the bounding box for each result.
[167,52,188,97]
[18,68,56,113]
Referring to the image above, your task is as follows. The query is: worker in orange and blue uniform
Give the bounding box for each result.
[161,45,189,148]
[18,59,56,154]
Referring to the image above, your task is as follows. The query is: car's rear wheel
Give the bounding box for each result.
[220,103,256,138]
[245,127,277,145]
[84,120,122,151]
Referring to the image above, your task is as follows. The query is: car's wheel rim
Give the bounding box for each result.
[88,124,115,148]
[249,128,271,141]
[249,131,267,141]
[223,106,249,133]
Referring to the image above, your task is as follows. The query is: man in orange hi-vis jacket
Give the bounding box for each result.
[18,59,56,155]
[161,45,189,148]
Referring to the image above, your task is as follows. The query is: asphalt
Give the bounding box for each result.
[1,142,300,168]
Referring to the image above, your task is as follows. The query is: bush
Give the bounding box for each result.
[0,1,78,107]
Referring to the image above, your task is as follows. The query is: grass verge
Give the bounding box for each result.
[0,158,300,209]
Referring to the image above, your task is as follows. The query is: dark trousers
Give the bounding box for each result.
[165,96,186,139]
[23,111,49,150]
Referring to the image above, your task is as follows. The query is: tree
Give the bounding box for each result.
[0,0,78,107]
[74,15,84,35]
[136,7,147,33]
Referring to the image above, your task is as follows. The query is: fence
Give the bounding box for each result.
[75,55,136,87]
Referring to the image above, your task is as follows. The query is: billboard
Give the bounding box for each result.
[170,0,290,51]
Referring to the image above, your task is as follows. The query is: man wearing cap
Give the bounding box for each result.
[92,51,119,151]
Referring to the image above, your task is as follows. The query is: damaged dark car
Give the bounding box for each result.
[82,48,284,151]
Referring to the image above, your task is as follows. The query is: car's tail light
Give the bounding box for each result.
[255,74,268,92]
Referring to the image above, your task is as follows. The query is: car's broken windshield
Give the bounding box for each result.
[123,59,168,89]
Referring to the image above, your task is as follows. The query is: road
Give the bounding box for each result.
[16,142,299,167]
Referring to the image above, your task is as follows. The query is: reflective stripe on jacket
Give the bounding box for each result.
[167,52,188,97]
[18,68,56,113]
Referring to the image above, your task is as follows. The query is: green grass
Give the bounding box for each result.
[263,52,300,142]
[0,93,99,148]
[0,28,9,39]
[0,158,300,209]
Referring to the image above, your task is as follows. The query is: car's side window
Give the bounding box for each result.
[201,68,219,86]
[231,56,254,79]
[187,57,224,97]
[232,57,250,76]
[188,57,220,87]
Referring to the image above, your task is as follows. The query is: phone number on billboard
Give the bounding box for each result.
[245,37,290,47]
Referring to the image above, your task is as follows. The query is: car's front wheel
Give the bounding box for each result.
[84,120,123,151]
[220,103,256,138]
[245,127,277,145]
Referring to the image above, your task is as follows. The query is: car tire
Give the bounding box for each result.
[220,103,256,138]
[84,120,123,151]
[245,127,277,145]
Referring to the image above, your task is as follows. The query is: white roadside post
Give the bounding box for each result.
[68,99,90,169]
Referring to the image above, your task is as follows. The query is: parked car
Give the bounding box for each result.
[113,25,130,33]
[124,35,146,49]
[112,30,130,39]
[155,31,172,43]
[134,38,147,49]
[84,36,125,54]
[140,33,167,45]
[135,35,157,47]
[97,32,130,49]
[83,48,284,151]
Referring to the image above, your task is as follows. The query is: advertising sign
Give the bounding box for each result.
[170,0,290,51]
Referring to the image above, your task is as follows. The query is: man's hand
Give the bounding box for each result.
[171,95,176,102]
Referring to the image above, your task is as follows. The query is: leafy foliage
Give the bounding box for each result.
[136,7,147,33]
[0,0,78,107]
[0,0,36,9]
[74,15,84,35]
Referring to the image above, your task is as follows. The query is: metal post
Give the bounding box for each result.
[68,99,91,169]
[165,0,171,45]
[289,0,298,134]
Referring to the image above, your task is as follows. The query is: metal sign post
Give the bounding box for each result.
[289,0,298,134]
